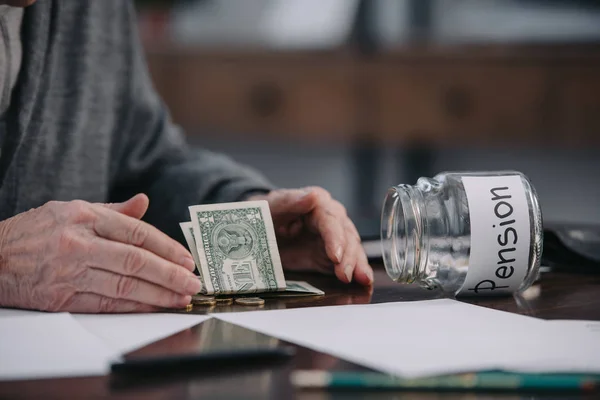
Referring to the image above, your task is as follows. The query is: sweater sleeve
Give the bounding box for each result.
[109,2,274,243]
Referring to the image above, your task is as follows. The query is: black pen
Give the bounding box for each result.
[110,347,296,377]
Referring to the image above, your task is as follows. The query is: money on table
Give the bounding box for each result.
[181,201,325,297]
[182,201,286,295]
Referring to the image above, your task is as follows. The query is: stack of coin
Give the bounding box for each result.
[215,297,234,305]
[234,297,265,306]
[191,295,216,306]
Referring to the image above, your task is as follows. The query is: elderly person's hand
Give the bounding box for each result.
[247,187,373,286]
[0,194,200,313]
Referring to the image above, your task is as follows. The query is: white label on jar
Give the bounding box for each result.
[458,175,531,296]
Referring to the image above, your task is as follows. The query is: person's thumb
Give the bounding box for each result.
[269,188,317,221]
[103,193,149,220]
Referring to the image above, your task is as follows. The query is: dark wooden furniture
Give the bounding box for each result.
[147,45,600,148]
[1,267,599,399]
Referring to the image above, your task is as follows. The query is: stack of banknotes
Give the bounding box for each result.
[180,201,323,297]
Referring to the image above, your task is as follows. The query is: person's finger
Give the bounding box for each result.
[342,219,374,286]
[79,268,192,308]
[354,248,374,286]
[343,214,362,243]
[268,188,318,224]
[101,193,149,220]
[92,205,196,271]
[305,203,346,264]
[335,238,359,284]
[347,228,373,286]
[61,292,159,313]
[88,237,202,295]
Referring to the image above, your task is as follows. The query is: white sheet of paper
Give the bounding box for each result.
[73,313,211,354]
[0,313,118,381]
[502,319,600,373]
[215,299,600,378]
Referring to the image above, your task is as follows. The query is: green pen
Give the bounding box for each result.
[291,370,599,392]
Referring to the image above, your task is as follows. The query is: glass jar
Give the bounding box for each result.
[381,171,543,296]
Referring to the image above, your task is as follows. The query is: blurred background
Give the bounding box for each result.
[135,0,600,235]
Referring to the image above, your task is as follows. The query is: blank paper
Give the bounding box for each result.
[215,299,600,378]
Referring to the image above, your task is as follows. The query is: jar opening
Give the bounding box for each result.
[381,187,404,281]
[381,185,422,283]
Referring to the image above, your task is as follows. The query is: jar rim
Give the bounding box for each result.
[381,185,424,283]
[381,187,404,282]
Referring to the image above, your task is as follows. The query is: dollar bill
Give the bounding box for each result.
[259,280,325,298]
[282,280,325,295]
[179,222,328,297]
[179,221,208,294]
[179,222,201,274]
[188,201,286,295]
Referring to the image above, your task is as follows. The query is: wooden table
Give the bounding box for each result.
[1,267,599,399]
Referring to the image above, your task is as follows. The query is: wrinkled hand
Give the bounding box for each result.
[0,194,200,313]
[248,187,373,286]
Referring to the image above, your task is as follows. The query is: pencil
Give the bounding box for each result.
[291,370,599,392]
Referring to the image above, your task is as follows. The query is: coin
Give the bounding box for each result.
[215,297,234,305]
[185,304,193,312]
[234,297,265,306]
[191,295,217,306]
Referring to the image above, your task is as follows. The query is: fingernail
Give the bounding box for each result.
[334,246,343,263]
[185,276,202,294]
[344,265,353,283]
[181,256,196,271]
[367,268,374,284]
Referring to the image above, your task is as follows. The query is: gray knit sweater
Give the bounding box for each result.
[0,1,272,243]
